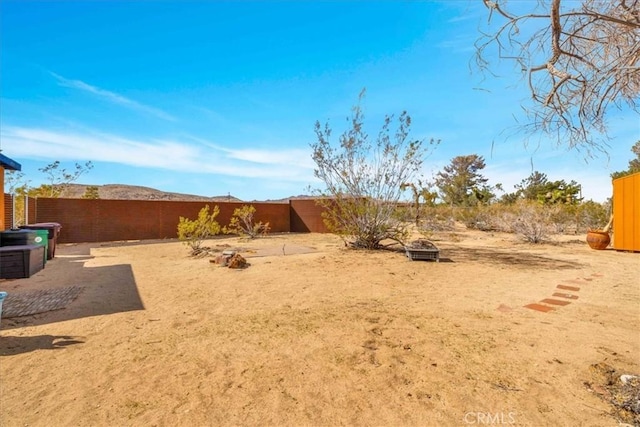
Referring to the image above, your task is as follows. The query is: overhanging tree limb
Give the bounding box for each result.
[477,0,640,154]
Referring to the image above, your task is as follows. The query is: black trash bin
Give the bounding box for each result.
[19,223,62,260]
[1,229,40,246]
[0,229,48,265]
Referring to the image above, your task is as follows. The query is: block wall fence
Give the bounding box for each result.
[3,194,12,230]
[2,196,331,243]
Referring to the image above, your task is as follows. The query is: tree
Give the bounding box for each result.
[435,154,493,206]
[537,179,582,205]
[81,186,100,199]
[4,161,93,226]
[508,171,582,205]
[514,171,550,201]
[35,161,94,197]
[477,0,640,153]
[310,91,438,249]
[400,179,437,226]
[4,170,30,195]
[611,141,640,179]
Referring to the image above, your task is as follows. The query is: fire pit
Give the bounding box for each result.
[405,239,440,262]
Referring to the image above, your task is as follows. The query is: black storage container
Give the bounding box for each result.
[0,229,39,246]
[0,244,46,279]
[19,223,62,260]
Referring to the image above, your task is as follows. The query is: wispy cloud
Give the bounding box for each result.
[1,126,315,181]
[434,34,477,53]
[50,72,177,122]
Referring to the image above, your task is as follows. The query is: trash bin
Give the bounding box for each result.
[0,245,46,278]
[1,229,48,265]
[1,229,39,246]
[19,222,62,260]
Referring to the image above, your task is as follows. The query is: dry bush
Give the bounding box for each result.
[504,200,559,243]
[457,204,510,232]
[418,206,456,233]
[224,205,270,239]
[310,91,438,249]
[177,205,222,256]
[575,200,610,233]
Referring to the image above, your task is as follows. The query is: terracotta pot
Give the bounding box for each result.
[586,230,611,250]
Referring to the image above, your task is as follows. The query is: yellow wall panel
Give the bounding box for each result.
[612,172,640,252]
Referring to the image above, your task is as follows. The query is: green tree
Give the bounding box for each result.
[611,141,640,180]
[81,185,100,199]
[514,171,550,201]
[536,180,582,205]
[435,155,493,207]
[505,171,582,205]
[310,90,438,249]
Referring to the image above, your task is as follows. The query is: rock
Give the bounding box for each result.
[214,254,229,266]
[227,253,247,269]
[620,374,639,385]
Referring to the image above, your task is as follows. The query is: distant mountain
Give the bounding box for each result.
[61,184,244,202]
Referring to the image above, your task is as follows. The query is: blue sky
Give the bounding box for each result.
[1,1,637,202]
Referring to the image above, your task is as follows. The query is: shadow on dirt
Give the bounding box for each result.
[443,246,583,270]
[0,334,85,356]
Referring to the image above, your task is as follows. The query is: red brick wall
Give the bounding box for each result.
[33,198,292,243]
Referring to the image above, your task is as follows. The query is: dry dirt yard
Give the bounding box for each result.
[0,228,638,426]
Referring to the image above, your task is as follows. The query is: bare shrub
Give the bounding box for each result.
[506,201,558,243]
[458,205,506,232]
[548,204,578,234]
[421,206,456,231]
[418,206,456,239]
[576,200,610,233]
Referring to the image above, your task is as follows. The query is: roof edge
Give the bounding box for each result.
[0,153,22,171]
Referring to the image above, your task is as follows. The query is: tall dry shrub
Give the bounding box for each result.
[224,205,270,239]
[506,200,559,243]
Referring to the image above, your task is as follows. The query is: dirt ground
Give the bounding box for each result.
[0,227,638,426]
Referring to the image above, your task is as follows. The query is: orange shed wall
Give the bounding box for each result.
[612,172,640,252]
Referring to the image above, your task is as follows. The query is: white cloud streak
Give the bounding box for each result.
[50,72,177,122]
[1,126,315,181]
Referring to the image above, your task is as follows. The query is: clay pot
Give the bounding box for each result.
[586,230,611,250]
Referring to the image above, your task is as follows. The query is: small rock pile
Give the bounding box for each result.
[212,250,247,269]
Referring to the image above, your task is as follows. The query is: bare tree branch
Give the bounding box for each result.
[477,0,640,155]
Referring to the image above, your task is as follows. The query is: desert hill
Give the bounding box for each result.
[61,184,243,202]
[60,184,309,202]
